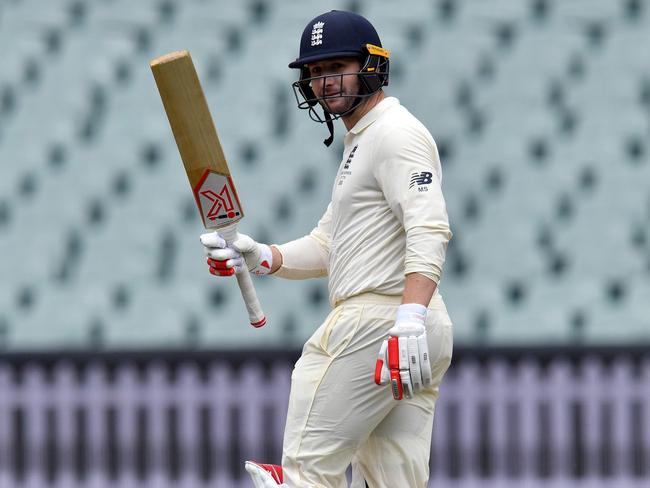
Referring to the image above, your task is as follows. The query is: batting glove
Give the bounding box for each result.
[200,231,273,277]
[375,303,433,400]
[245,461,287,487]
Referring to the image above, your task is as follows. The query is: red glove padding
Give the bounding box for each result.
[207,257,235,276]
[200,232,272,277]
[375,304,432,400]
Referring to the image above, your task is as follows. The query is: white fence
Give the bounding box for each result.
[0,351,649,488]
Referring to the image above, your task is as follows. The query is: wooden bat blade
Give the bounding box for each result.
[150,50,244,230]
[150,50,266,327]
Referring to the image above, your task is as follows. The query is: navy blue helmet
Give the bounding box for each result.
[289,10,390,146]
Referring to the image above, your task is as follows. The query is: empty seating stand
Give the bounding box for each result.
[0,0,648,349]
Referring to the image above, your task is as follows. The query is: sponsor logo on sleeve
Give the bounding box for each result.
[409,171,433,191]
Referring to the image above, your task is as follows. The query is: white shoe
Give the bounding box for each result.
[245,460,287,487]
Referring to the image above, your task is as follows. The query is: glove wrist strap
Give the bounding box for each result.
[396,303,426,325]
[250,243,273,275]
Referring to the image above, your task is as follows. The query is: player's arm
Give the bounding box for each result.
[273,201,332,279]
[202,203,332,279]
[269,246,283,274]
[373,126,451,400]
[402,272,437,306]
[374,126,452,287]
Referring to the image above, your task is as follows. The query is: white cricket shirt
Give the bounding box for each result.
[275,97,452,307]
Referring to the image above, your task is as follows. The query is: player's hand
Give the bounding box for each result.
[374,303,432,400]
[200,231,273,276]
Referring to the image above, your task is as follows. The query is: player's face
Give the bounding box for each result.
[307,58,362,115]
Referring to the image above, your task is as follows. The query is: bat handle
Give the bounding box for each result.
[221,225,267,328]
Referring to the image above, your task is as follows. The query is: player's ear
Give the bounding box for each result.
[359,55,389,93]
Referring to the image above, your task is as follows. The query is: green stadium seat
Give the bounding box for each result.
[0,0,648,348]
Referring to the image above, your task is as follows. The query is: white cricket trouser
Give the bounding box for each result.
[281,292,453,488]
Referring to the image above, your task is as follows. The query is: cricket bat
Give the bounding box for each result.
[150,50,266,327]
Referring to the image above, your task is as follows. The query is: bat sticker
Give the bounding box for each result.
[194,170,243,228]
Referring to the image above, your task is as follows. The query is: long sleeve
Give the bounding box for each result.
[273,203,332,279]
[295,97,452,306]
[373,126,452,284]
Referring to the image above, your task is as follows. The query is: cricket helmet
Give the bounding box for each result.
[289,10,390,146]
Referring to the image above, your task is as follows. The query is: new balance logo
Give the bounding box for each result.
[409,171,433,191]
[311,21,325,46]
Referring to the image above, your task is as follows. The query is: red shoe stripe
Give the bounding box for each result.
[260,463,283,483]
[250,462,283,483]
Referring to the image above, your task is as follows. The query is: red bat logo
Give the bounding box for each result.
[201,184,236,220]
[194,170,242,226]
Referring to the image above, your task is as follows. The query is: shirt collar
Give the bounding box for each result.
[348,96,400,135]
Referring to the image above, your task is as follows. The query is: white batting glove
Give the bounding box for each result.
[374,303,433,400]
[245,461,287,487]
[200,231,273,277]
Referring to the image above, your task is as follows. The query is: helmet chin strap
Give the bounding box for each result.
[323,111,334,147]
[321,93,365,147]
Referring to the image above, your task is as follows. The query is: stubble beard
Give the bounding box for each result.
[318,74,360,115]
[321,95,355,115]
